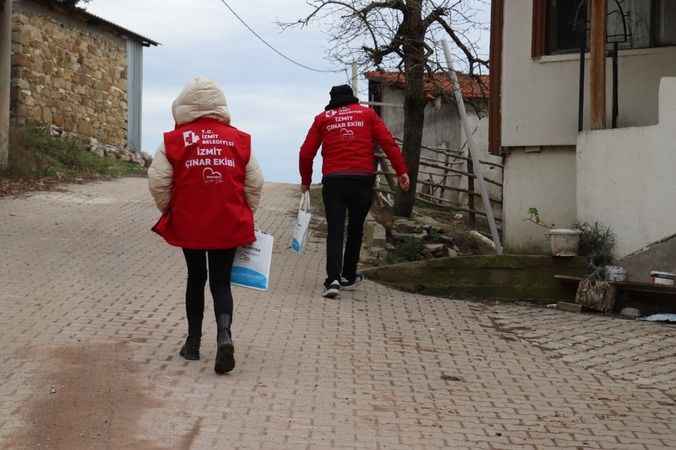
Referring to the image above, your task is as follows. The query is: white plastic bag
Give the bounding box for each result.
[291,192,312,254]
[232,231,274,291]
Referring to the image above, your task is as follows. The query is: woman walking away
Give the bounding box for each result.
[299,85,410,299]
[148,77,264,374]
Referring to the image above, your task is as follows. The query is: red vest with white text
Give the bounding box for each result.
[152,118,255,250]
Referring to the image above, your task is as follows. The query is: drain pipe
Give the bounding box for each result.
[577,0,588,132]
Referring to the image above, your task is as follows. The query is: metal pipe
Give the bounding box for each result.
[577,1,587,132]
[578,31,587,132]
[612,42,619,129]
[351,62,358,96]
[590,0,608,130]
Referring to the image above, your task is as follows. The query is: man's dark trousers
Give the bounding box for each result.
[322,175,375,286]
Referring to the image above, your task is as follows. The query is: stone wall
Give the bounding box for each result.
[10,0,128,148]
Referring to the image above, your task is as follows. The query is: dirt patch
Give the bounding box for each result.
[0,177,66,198]
[0,175,147,199]
[4,342,197,450]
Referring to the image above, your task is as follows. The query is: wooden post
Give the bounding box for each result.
[0,0,12,170]
[590,0,607,130]
[442,40,503,255]
[439,148,450,201]
[467,158,477,229]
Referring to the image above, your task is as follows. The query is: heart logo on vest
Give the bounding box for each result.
[183,131,200,147]
[340,128,355,139]
[202,167,223,184]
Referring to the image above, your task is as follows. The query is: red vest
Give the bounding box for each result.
[299,104,408,185]
[152,118,256,250]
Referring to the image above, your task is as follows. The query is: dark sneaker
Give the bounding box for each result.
[340,273,365,290]
[322,280,341,299]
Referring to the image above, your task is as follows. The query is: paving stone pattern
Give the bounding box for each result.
[0,178,675,449]
[489,305,676,402]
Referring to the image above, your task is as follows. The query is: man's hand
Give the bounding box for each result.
[301,184,310,193]
[398,174,410,192]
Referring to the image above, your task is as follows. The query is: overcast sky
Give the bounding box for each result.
[87,0,489,183]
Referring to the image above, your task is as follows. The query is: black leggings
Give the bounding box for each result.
[182,248,237,338]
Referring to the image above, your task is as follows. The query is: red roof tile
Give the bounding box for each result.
[366,71,489,101]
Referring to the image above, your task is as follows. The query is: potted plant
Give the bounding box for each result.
[574,222,618,313]
[527,208,582,257]
[578,222,617,280]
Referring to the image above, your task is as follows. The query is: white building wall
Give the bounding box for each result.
[503,147,577,254]
[501,0,676,148]
[381,88,462,151]
[500,1,676,253]
[577,77,676,257]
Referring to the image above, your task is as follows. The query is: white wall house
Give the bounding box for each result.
[490,0,676,268]
[367,72,503,225]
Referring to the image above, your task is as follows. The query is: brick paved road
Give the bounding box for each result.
[1,178,675,450]
[489,305,676,402]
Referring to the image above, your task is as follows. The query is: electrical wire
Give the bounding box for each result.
[217,0,344,74]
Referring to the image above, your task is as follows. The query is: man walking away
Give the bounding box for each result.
[299,85,410,299]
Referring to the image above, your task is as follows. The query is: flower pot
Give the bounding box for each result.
[548,228,581,257]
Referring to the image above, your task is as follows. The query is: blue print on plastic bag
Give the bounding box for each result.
[232,266,268,290]
[291,238,302,253]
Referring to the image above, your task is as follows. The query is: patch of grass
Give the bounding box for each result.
[2,126,145,181]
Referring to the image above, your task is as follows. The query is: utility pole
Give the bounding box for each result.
[442,40,503,255]
[351,62,358,97]
[0,0,11,170]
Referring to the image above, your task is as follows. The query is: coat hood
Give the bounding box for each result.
[172,77,231,126]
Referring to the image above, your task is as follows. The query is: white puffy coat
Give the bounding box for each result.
[148,77,264,212]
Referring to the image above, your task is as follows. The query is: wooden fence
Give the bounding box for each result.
[375,140,504,228]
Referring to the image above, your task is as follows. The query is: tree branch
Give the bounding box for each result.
[363,22,406,66]
[360,0,407,14]
[423,6,448,29]
[435,16,489,68]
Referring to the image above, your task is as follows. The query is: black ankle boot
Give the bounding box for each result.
[214,314,235,374]
[179,335,201,361]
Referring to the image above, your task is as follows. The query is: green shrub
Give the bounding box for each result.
[578,222,616,280]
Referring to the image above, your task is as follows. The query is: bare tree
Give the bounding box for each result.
[284,0,489,217]
[54,0,92,7]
